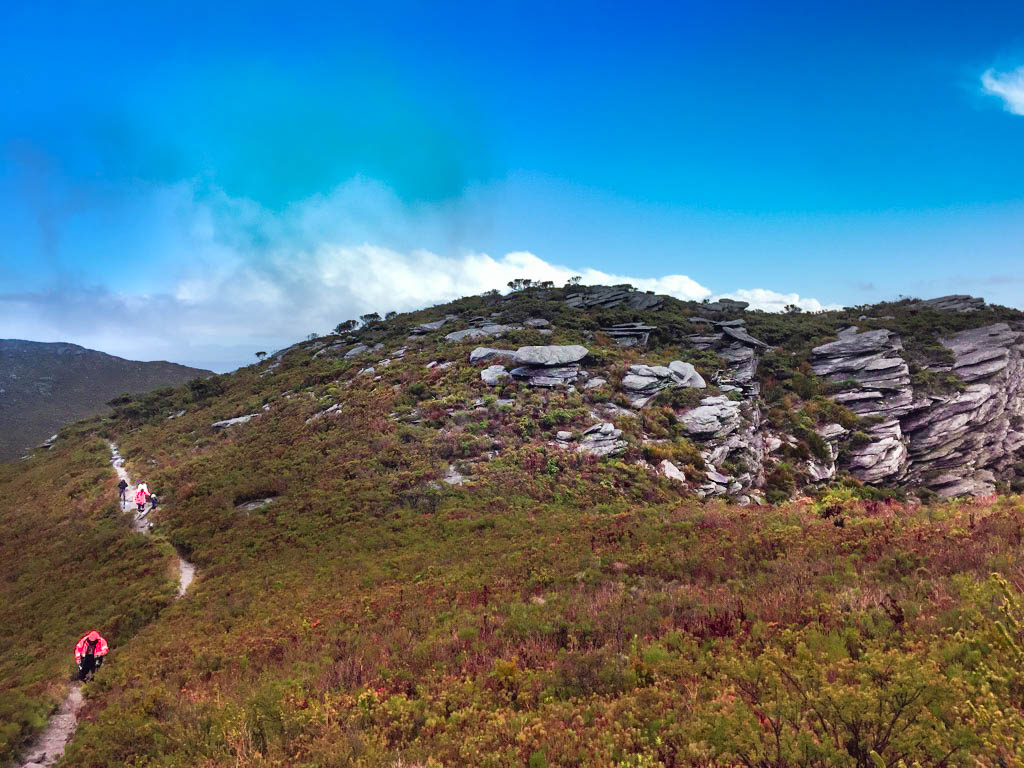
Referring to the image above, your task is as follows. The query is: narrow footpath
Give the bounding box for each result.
[17,443,196,767]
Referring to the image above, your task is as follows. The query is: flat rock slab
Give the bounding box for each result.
[212,414,260,429]
[513,345,589,366]
[446,325,514,343]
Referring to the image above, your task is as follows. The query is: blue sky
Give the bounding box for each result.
[2,0,1024,370]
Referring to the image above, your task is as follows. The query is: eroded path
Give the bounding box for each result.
[16,444,196,767]
[17,686,82,768]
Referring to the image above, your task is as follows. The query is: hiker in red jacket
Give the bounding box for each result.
[134,485,150,514]
[75,630,109,681]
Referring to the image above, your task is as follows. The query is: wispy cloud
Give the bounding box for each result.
[981,66,1024,115]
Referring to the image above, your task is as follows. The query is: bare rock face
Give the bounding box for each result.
[900,323,1024,496]
[812,327,914,484]
[809,321,1024,497]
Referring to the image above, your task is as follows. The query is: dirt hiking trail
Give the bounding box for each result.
[16,443,196,767]
[109,442,196,594]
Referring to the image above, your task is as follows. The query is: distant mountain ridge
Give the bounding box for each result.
[0,339,211,461]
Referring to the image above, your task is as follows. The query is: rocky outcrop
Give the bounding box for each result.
[510,365,582,388]
[565,286,665,311]
[576,423,627,457]
[809,321,1024,496]
[446,324,515,343]
[698,298,749,314]
[812,327,914,484]
[470,347,514,363]
[600,323,657,347]
[621,361,707,407]
[917,295,985,313]
[900,323,1024,496]
[504,345,589,388]
[410,315,457,335]
[684,319,767,391]
[513,345,588,366]
[679,396,742,437]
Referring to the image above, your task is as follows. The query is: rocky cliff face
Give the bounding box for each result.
[807,319,1024,496]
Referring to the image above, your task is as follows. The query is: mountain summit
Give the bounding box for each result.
[6,285,1024,767]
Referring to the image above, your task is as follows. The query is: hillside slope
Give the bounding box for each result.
[6,286,1024,767]
[0,340,211,462]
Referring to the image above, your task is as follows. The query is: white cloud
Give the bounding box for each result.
[716,288,842,313]
[0,179,836,371]
[981,66,1024,115]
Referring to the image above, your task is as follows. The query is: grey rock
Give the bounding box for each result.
[576,422,627,457]
[806,460,835,482]
[706,468,732,484]
[620,360,706,405]
[679,397,742,437]
[600,322,657,347]
[584,377,607,390]
[565,285,665,311]
[236,497,276,512]
[470,347,514,363]
[918,295,985,313]
[513,344,588,366]
[524,318,551,327]
[313,343,349,359]
[510,365,580,387]
[556,430,573,441]
[411,315,456,334]
[445,324,514,343]
[700,298,749,314]
[721,325,769,349]
[443,465,466,486]
[816,423,848,440]
[212,413,259,429]
[668,360,707,388]
[480,365,510,386]
[344,344,369,359]
[659,460,686,483]
[306,403,342,423]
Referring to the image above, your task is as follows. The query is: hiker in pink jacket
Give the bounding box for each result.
[134,485,150,513]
